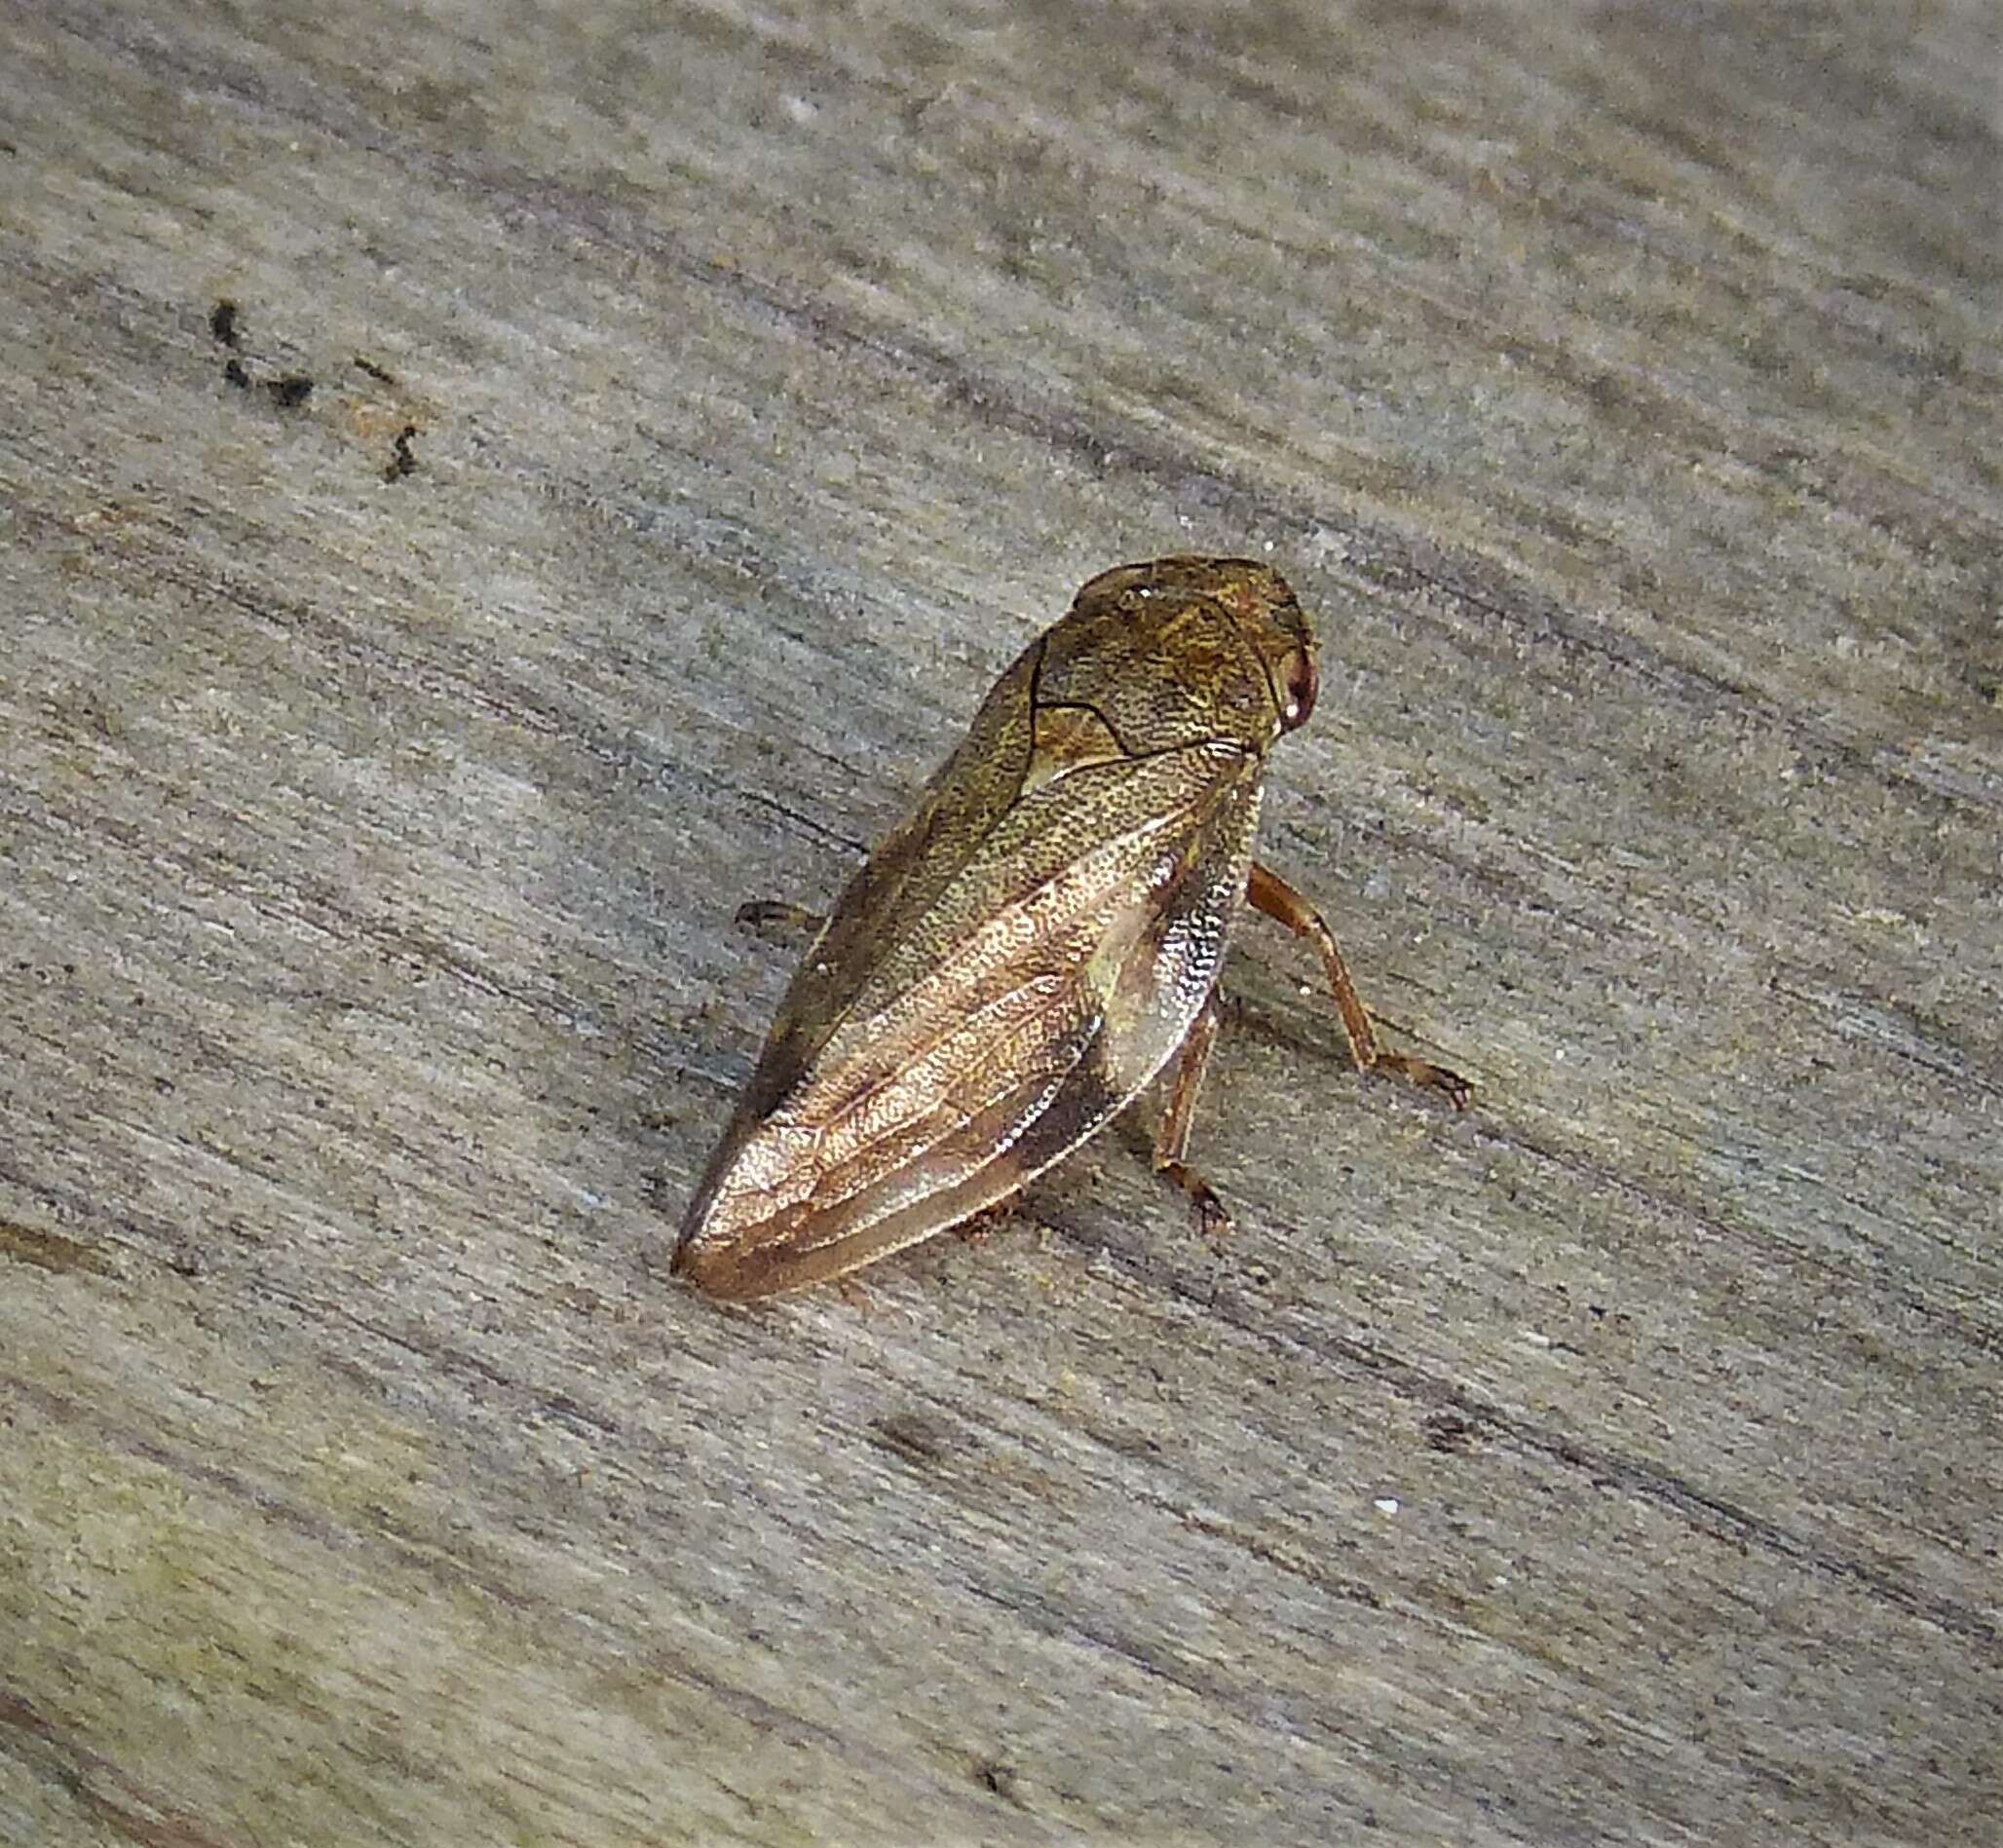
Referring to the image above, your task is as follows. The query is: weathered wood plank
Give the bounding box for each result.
[3,2,1998,1842]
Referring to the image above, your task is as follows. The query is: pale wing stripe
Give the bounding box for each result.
[805,992,1101,1214]
[712,968,1091,1224]
[792,1050,1093,1256]
[836,740,1249,1031]
[810,817,1176,1102]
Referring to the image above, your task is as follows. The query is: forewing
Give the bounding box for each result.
[741,643,1041,1116]
[675,741,1265,1298]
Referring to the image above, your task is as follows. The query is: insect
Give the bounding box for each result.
[674,556,1468,1300]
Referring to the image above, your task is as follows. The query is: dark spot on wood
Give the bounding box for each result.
[972,1758,1020,1803]
[266,373,315,408]
[208,299,240,347]
[1423,1411,1479,1453]
[384,424,420,481]
[222,358,250,389]
[869,1411,957,1467]
[353,354,397,385]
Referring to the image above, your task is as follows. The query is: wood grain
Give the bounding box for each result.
[3,2,1997,1842]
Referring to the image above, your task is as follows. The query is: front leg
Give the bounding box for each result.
[1246,861,1471,1109]
[734,898,826,938]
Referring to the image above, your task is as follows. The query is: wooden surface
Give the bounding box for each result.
[3,2,1999,1842]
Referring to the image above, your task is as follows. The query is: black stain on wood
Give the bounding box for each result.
[1423,1411,1479,1453]
[384,423,420,480]
[972,1758,1022,1804]
[868,1411,959,1468]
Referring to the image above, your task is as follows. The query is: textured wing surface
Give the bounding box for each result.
[676,740,1264,1297]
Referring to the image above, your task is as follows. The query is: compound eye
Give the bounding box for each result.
[1279,647,1318,730]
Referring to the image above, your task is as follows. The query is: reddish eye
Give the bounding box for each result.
[1280,649,1318,730]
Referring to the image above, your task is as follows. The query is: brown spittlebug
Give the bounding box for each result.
[675,556,1468,1300]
